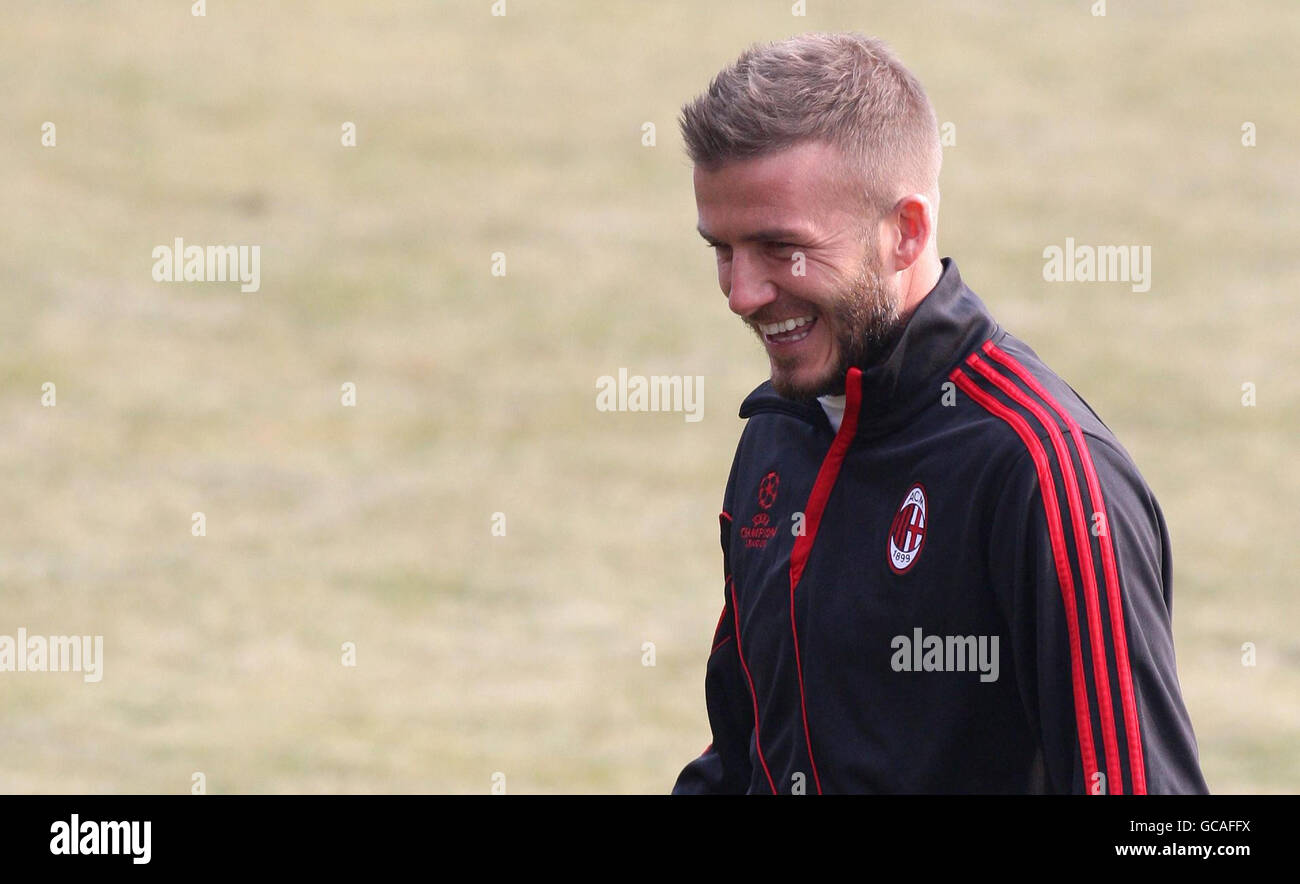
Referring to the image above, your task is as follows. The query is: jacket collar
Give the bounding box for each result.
[739,257,999,437]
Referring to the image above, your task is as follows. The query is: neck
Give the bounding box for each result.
[897,251,944,322]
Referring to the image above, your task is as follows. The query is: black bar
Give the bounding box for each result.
[0,795,1285,869]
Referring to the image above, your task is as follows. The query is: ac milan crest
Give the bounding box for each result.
[888,484,928,574]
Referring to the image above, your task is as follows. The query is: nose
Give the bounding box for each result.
[724,249,778,318]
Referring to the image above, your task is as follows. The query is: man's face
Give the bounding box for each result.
[694,141,903,400]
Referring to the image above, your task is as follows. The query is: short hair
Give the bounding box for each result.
[679,32,941,217]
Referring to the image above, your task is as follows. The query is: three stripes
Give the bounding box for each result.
[951,340,1146,794]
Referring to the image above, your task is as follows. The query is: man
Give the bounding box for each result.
[672,33,1207,794]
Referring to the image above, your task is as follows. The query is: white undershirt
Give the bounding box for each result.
[819,394,847,434]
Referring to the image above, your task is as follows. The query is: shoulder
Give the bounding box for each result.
[950,330,1129,466]
[951,331,1159,522]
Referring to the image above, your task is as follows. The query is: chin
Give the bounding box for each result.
[770,364,841,402]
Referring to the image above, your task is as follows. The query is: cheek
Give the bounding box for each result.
[787,254,844,291]
[784,273,839,312]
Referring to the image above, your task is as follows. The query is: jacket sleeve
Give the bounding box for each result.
[988,437,1208,795]
[672,458,757,794]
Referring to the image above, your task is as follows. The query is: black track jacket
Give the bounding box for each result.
[673,258,1207,795]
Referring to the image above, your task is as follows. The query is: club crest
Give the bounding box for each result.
[888,483,928,574]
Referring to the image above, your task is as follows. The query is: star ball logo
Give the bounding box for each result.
[742,471,781,549]
[758,471,779,510]
[888,483,927,574]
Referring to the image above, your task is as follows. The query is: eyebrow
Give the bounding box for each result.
[696,225,811,245]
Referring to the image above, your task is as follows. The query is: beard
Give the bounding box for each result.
[758,250,905,402]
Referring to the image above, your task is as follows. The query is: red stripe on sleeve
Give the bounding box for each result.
[967,352,1124,793]
[951,367,1102,791]
[981,340,1146,793]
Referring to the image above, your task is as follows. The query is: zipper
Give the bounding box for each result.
[785,365,864,795]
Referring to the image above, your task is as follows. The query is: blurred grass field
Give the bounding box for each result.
[1,0,1297,793]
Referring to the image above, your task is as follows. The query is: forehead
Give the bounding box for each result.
[693,141,855,237]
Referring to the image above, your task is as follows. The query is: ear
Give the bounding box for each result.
[888,193,936,272]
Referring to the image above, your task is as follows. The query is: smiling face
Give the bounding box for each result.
[694,140,904,401]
